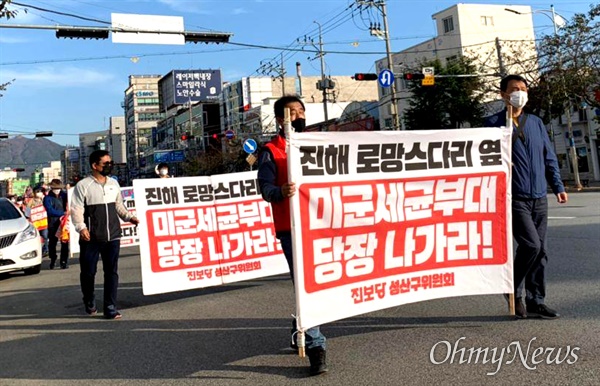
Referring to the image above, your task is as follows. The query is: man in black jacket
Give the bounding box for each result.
[71,150,139,319]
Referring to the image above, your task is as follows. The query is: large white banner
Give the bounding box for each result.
[288,128,513,331]
[133,172,289,295]
[69,186,139,255]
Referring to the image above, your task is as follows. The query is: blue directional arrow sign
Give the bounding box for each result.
[243,138,258,154]
[378,69,395,88]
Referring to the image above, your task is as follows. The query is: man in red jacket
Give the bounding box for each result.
[257,96,327,376]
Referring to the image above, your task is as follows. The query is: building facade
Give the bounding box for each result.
[124,75,164,180]
[375,3,537,130]
[78,130,108,177]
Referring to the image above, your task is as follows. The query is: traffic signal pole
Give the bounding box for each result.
[358,1,400,130]
[379,1,400,131]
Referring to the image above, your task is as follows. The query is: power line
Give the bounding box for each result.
[12,1,110,24]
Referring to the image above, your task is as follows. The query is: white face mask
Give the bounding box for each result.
[52,189,61,195]
[159,169,169,176]
[509,90,528,109]
[36,192,44,198]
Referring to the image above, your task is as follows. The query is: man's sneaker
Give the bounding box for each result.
[84,302,97,316]
[527,303,560,319]
[503,294,527,319]
[104,311,122,320]
[307,347,328,376]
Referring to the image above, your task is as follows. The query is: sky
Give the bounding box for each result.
[0,0,595,147]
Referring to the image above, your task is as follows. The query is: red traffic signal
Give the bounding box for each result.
[12,168,25,172]
[403,73,426,80]
[353,73,378,81]
[181,132,194,141]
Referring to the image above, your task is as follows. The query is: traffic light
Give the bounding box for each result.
[353,73,378,81]
[12,168,25,172]
[181,132,193,141]
[403,73,426,80]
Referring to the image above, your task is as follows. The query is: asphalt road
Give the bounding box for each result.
[1,192,599,386]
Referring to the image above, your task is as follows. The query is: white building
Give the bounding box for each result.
[124,75,163,178]
[375,3,537,129]
[221,76,378,141]
[79,130,108,176]
[41,161,62,184]
[109,116,127,165]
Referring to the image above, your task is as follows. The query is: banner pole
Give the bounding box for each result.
[284,107,306,358]
[506,104,516,317]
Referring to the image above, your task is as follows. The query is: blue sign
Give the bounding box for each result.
[225,130,235,140]
[154,150,186,163]
[378,69,395,88]
[168,69,222,105]
[243,139,258,154]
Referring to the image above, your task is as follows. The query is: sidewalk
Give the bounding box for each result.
[562,179,600,193]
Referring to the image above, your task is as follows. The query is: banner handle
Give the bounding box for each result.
[505,104,515,317]
[297,330,306,358]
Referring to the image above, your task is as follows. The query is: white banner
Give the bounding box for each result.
[133,172,289,295]
[69,186,140,255]
[288,128,513,331]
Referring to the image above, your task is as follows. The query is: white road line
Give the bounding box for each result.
[548,216,576,219]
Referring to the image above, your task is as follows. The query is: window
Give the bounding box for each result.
[481,16,494,26]
[578,108,588,121]
[443,17,454,33]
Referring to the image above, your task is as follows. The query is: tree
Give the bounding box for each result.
[533,4,600,120]
[403,57,486,130]
[0,0,25,97]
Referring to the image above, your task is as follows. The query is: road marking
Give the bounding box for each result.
[548,216,576,219]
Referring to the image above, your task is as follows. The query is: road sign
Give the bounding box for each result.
[378,69,395,88]
[225,130,235,140]
[243,138,258,154]
[422,66,435,86]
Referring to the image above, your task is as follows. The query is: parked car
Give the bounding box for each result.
[0,197,42,275]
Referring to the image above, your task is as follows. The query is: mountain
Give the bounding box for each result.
[0,135,66,177]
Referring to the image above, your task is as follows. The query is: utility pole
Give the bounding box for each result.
[280,52,286,95]
[315,21,329,123]
[300,23,335,128]
[359,0,400,130]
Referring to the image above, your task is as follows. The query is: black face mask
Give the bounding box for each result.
[292,118,306,132]
[100,165,113,176]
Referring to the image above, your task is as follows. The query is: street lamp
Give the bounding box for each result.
[505,5,582,189]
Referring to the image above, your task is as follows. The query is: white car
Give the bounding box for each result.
[0,197,42,275]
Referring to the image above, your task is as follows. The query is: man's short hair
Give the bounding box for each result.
[274,95,305,119]
[89,150,110,167]
[500,74,528,92]
[157,162,169,170]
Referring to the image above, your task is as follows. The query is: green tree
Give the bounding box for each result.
[532,4,600,120]
[403,57,486,130]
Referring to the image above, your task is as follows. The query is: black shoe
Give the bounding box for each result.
[527,303,560,319]
[60,264,69,269]
[515,298,527,319]
[104,311,122,320]
[307,347,328,376]
[84,301,97,316]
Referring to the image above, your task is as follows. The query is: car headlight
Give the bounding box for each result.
[17,223,38,244]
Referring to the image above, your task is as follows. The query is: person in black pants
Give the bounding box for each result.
[43,179,69,269]
[70,150,139,319]
[484,74,568,319]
